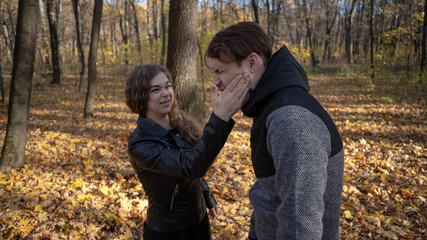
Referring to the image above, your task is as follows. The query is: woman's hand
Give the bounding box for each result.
[211,73,250,121]
[208,205,220,220]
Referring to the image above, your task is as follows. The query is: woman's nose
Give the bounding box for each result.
[161,88,171,96]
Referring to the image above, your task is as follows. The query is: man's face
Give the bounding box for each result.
[208,58,249,91]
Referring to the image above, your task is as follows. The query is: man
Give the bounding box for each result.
[206,22,344,239]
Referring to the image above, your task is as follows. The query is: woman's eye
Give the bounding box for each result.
[151,88,159,93]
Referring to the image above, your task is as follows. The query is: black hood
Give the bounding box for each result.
[242,45,310,117]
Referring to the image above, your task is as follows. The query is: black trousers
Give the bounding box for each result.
[143,214,211,240]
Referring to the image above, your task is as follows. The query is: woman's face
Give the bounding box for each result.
[145,72,174,121]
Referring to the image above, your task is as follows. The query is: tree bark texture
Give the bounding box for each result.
[345,0,357,64]
[166,0,209,124]
[72,0,85,92]
[130,0,142,62]
[0,0,39,172]
[302,0,317,68]
[252,0,259,24]
[0,1,4,104]
[119,0,129,65]
[420,0,427,80]
[0,51,4,103]
[160,0,166,65]
[370,0,374,79]
[45,0,61,84]
[83,0,103,118]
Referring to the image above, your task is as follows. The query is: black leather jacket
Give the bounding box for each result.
[128,113,235,232]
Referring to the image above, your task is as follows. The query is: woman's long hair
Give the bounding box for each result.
[125,64,202,145]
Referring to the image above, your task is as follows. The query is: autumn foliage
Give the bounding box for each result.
[0,69,425,239]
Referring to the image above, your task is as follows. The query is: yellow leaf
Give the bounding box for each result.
[99,185,114,196]
[34,204,44,213]
[120,198,133,212]
[70,178,85,189]
[86,223,102,233]
[364,214,381,227]
[344,210,353,220]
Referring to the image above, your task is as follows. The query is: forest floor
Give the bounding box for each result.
[0,68,426,239]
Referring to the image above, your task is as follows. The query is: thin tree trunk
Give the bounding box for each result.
[146,0,153,62]
[83,0,103,118]
[197,37,206,101]
[45,0,61,84]
[419,0,426,83]
[152,0,158,41]
[2,2,16,58]
[160,0,166,65]
[322,0,339,62]
[345,0,357,64]
[302,0,317,68]
[130,0,142,62]
[252,0,259,23]
[0,0,39,172]
[119,0,129,65]
[0,1,4,104]
[370,0,374,80]
[167,0,209,124]
[72,0,85,92]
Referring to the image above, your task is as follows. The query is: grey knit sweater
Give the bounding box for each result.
[242,45,344,240]
[248,106,344,239]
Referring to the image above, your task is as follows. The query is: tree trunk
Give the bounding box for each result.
[420,0,427,83]
[146,0,153,62]
[83,0,103,118]
[160,0,166,65]
[322,0,339,62]
[130,0,142,62]
[72,0,85,92]
[1,2,16,59]
[197,37,206,101]
[370,0,374,79]
[119,0,129,65]
[345,0,357,64]
[0,0,39,172]
[0,1,4,104]
[152,0,158,41]
[45,0,61,84]
[251,0,259,24]
[302,0,317,68]
[166,0,209,124]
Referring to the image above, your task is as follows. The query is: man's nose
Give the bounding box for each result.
[212,75,221,86]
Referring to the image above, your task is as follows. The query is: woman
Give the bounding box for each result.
[125,64,249,239]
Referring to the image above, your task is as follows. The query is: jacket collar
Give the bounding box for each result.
[137,115,169,138]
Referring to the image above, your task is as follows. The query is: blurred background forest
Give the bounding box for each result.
[0,0,426,239]
[0,0,425,88]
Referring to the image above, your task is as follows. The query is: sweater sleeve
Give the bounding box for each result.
[266,105,331,239]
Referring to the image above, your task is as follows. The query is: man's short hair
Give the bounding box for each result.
[206,22,272,66]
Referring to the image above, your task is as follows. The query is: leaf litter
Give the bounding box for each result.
[0,73,425,239]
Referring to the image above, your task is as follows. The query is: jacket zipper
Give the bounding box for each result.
[170,184,179,210]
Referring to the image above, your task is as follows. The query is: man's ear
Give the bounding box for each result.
[248,53,262,73]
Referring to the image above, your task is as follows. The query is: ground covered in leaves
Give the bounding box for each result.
[0,69,425,239]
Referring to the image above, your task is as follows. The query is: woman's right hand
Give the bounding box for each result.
[211,73,250,121]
